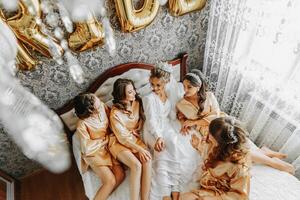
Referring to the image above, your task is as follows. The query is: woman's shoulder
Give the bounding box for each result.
[97,100,107,110]
[76,119,87,130]
[142,93,158,107]
[176,98,192,110]
[110,100,139,116]
[229,147,251,168]
[143,92,156,101]
[110,105,122,116]
[176,97,187,106]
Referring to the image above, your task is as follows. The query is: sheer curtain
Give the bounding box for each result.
[203,0,300,178]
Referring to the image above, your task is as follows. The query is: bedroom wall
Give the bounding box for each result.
[0,1,210,178]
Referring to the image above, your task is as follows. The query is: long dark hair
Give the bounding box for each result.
[112,78,145,120]
[183,69,208,117]
[204,117,248,169]
[74,93,96,119]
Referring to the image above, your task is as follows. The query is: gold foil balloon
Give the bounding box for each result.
[16,42,37,70]
[114,0,160,32]
[0,15,36,70]
[0,0,63,70]
[68,17,104,52]
[168,0,206,16]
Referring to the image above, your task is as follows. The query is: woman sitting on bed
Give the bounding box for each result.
[74,93,125,200]
[176,69,295,174]
[143,63,200,200]
[180,117,251,200]
[109,78,152,200]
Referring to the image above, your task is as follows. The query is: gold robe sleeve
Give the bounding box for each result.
[104,104,111,117]
[176,108,187,122]
[201,92,224,123]
[193,137,213,159]
[76,121,107,156]
[218,163,250,200]
[110,112,143,152]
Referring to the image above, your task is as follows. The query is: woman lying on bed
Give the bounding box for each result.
[180,117,251,200]
[74,93,125,200]
[176,69,295,175]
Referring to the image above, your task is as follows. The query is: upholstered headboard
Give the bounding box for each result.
[55,53,188,138]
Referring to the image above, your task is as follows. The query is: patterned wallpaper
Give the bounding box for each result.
[0,1,210,178]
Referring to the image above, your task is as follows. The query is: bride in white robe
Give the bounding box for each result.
[142,62,201,200]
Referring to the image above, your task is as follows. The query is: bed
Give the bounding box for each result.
[56,53,300,200]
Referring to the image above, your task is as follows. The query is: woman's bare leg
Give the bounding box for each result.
[111,164,125,190]
[117,151,142,200]
[251,150,295,174]
[260,146,287,159]
[171,192,180,200]
[140,159,152,200]
[163,196,172,200]
[90,165,116,200]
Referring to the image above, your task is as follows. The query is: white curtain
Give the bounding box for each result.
[203,0,300,178]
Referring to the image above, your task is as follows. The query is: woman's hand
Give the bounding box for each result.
[190,134,200,149]
[180,120,196,135]
[182,120,196,129]
[180,126,189,136]
[196,119,210,127]
[138,149,152,163]
[154,137,165,152]
[131,129,141,138]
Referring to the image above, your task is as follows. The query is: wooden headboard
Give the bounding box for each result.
[55,53,188,139]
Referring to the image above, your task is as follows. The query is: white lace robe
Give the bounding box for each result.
[143,92,200,199]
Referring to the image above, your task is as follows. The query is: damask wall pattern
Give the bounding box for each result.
[0,1,210,178]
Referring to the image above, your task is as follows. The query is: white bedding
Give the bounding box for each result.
[72,134,300,200]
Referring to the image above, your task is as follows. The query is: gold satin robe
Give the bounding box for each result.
[176,92,226,136]
[192,140,251,200]
[109,100,147,158]
[76,101,114,173]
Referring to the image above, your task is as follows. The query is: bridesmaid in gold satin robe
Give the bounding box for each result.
[176,89,226,137]
[180,117,251,200]
[177,69,295,175]
[74,93,125,200]
[109,78,152,200]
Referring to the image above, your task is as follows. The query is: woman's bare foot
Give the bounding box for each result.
[272,157,295,175]
[261,146,287,159]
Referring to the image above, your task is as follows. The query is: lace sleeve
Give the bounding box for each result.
[143,95,163,140]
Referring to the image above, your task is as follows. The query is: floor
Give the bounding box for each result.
[18,160,88,200]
